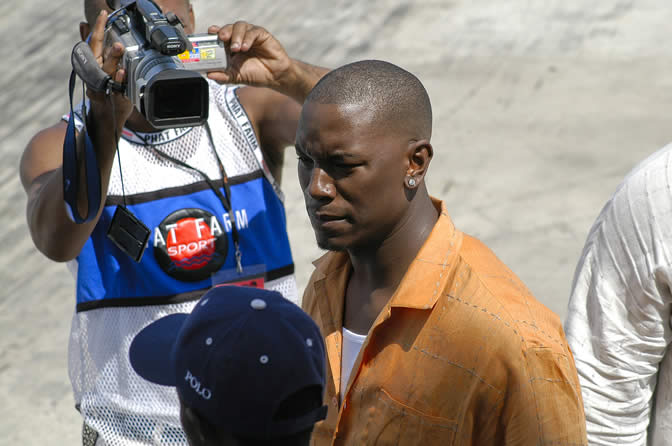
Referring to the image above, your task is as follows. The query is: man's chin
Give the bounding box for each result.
[315,234,348,252]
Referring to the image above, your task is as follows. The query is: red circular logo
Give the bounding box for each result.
[154,209,228,282]
[165,217,216,270]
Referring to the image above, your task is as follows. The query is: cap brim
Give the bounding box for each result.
[129,313,188,386]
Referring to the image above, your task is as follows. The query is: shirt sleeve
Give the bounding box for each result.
[500,346,588,444]
[564,146,672,445]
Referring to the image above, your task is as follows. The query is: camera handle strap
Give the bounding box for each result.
[63,41,124,223]
[64,41,151,262]
[136,123,244,273]
[63,69,102,224]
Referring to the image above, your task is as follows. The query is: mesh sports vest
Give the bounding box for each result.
[63,82,297,445]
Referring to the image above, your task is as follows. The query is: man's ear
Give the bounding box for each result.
[405,139,433,185]
[79,22,91,42]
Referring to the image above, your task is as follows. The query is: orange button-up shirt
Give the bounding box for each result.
[302,199,587,445]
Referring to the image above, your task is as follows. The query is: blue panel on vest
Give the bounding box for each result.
[75,178,293,304]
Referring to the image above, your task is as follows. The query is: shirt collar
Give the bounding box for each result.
[311,197,461,319]
[311,251,350,334]
[389,198,459,310]
[121,126,194,145]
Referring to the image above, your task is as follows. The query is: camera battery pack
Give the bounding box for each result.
[107,206,151,263]
[177,34,227,73]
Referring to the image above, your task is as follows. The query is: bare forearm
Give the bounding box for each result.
[275,59,329,104]
[26,105,121,261]
[23,11,133,262]
[27,168,99,261]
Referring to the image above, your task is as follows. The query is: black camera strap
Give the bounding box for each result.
[106,88,152,263]
[130,123,244,273]
[64,40,151,262]
[63,70,102,223]
[63,40,124,224]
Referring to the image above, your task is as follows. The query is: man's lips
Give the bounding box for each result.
[309,210,349,228]
[314,212,345,222]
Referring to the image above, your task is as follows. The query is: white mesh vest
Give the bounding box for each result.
[64,81,297,445]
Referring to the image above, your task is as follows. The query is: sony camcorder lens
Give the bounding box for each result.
[153,78,205,120]
[145,69,208,127]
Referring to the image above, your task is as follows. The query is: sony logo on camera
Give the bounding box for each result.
[75,45,91,65]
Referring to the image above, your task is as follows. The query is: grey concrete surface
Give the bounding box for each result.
[2,0,671,443]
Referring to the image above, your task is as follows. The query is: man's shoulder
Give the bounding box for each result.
[449,234,567,355]
[431,235,582,429]
[578,142,672,265]
[207,80,237,111]
[21,120,70,190]
[589,143,672,227]
[207,81,260,106]
[604,142,672,211]
[454,233,537,316]
[618,142,672,190]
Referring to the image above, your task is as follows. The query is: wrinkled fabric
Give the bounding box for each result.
[565,145,672,446]
[303,199,587,445]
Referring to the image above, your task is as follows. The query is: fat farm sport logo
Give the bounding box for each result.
[153,208,247,282]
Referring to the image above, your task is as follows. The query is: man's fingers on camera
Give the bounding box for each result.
[206,70,233,84]
[102,43,124,76]
[240,26,269,51]
[229,21,252,51]
[211,24,233,46]
[89,10,108,58]
[217,21,255,52]
[114,68,126,84]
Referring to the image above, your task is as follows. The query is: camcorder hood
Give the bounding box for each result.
[143,69,209,129]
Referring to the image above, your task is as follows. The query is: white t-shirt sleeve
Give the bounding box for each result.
[565,145,672,446]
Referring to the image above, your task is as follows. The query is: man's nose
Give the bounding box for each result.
[307,167,335,199]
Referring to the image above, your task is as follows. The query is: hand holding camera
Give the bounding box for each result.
[72,0,315,131]
[86,9,134,133]
[206,21,292,90]
[73,0,227,130]
[207,21,328,105]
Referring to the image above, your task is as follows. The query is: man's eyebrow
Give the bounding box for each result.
[294,144,361,160]
[329,150,359,159]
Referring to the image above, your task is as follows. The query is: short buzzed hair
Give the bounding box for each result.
[306,60,432,139]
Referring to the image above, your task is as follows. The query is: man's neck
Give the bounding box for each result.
[343,191,439,333]
[349,192,438,288]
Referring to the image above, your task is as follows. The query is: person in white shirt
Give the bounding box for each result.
[565,144,672,446]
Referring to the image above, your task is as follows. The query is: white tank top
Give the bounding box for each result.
[63,81,297,445]
[340,327,367,403]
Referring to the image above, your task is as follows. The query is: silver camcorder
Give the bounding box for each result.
[104,0,227,129]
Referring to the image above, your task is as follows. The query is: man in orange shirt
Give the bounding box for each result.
[295,60,587,445]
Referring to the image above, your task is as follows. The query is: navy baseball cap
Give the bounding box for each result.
[129,286,328,439]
